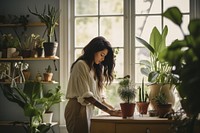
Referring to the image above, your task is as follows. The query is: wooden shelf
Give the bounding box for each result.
[0,22,45,27]
[0,56,59,61]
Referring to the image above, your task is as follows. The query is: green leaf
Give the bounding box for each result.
[148,71,159,83]
[136,36,155,54]
[163,7,183,26]
[150,27,162,54]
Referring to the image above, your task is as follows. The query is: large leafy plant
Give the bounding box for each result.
[136,26,177,84]
[162,6,200,133]
[1,81,62,133]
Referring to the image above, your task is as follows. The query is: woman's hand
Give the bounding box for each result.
[108,109,122,117]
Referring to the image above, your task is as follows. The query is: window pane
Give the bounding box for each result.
[135,48,150,63]
[100,17,124,47]
[75,49,83,60]
[164,0,190,13]
[75,0,98,15]
[135,64,148,83]
[135,16,161,46]
[114,48,124,78]
[75,17,98,47]
[135,0,161,14]
[100,0,123,15]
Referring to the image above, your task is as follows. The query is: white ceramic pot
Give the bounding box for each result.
[7,48,16,58]
[42,112,53,123]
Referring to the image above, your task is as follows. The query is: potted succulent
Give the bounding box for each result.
[162,6,200,133]
[136,26,178,110]
[118,75,136,118]
[43,65,53,82]
[153,92,172,118]
[28,5,59,57]
[136,78,149,115]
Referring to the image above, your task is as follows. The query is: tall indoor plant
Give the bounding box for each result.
[28,5,59,57]
[1,81,62,133]
[136,26,178,110]
[118,75,136,118]
[162,6,200,133]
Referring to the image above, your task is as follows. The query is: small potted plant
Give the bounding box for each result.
[28,5,59,57]
[153,92,172,118]
[20,34,43,58]
[1,34,20,58]
[118,75,136,118]
[136,78,149,115]
[43,65,53,82]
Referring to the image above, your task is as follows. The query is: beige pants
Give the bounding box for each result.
[65,99,89,133]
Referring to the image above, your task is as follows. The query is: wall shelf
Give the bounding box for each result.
[0,56,59,61]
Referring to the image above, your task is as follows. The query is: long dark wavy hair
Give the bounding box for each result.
[71,36,115,90]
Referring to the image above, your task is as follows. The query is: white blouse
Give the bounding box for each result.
[66,60,104,105]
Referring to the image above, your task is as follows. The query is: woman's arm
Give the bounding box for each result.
[85,97,121,116]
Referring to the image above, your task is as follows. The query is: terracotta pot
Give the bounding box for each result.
[22,70,31,81]
[43,73,53,82]
[136,102,149,115]
[157,103,172,118]
[148,84,175,110]
[120,103,135,118]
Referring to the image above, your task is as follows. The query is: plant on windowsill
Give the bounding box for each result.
[136,78,149,115]
[153,92,172,118]
[43,65,53,82]
[28,5,60,57]
[136,26,178,110]
[117,75,136,118]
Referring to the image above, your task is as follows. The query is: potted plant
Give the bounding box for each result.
[136,78,149,115]
[162,6,200,133]
[43,65,53,82]
[42,86,63,123]
[1,34,20,58]
[1,81,63,132]
[136,26,178,110]
[0,81,53,133]
[34,35,45,57]
[153,92,172,118]
[20,33,40,58]
[117,75,136,118]
[28,5,59,57]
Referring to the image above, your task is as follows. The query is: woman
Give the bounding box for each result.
[65,36,121,133]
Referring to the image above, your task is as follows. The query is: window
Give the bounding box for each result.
[73,0,125,78]
[59,0,191,124]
